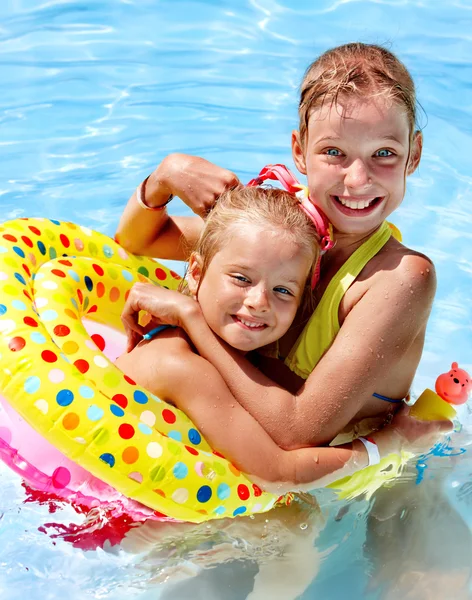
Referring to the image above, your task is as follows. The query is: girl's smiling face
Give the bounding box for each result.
[187,224,313,353]
[292,97,422,236]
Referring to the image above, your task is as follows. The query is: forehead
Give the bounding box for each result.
[214,223,312,275]
[307,97,410,143]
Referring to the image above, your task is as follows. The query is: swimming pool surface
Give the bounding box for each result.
[0,1,471,599]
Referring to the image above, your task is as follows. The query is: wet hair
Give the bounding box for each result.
[187,186,320,302]
[298,43,419,146]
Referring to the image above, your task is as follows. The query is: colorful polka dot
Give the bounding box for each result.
[73,359,89,374]
[30,332,47,344]
[63,413,80,430]
[119,423,135,440]
[91,333,105,351]
[197,485,212,503]
[112,394,128,409]
[140,410,156,427]
[173,462,188,479]
[51,466,71,489]
[122,446,139,464]
[150,465,166,482]
[24,376,41,394]
[172,488,189,504]
[87,405,104,421]
[9,337,26,352]
[48,369,65,384]
[162,409,176,424]
[188,428,201,445]
[41,349,57,363]
[138,422,153,435]
[100,453,115,467]
[79,385,95,399]
[110,403,125,417]
[133,390,148,404]
[56,389,74,407]
[146,441,163,458]
[217,483,231,500]
[154,268,167,281]
[62,341,79,355]
[237,484,250,501]
[233,506,247,517]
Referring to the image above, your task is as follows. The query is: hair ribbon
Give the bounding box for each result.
[247,164,335,288]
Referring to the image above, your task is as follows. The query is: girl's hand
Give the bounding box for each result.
[150,154,240,217]
[377,404,453,456]
[121,283,201,352]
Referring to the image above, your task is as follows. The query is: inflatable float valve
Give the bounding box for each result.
[410,362,471,421]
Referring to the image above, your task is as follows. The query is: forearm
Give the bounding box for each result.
[115,171,175,256]
[181,307,300,446]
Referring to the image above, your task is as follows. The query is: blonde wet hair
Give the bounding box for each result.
[183,186,320,306]
[298,43,419,147]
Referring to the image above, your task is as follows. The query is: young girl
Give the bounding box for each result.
[116,43,444,460]
[116,185,427,492]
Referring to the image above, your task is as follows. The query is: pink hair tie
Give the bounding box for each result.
[247,164,335,288]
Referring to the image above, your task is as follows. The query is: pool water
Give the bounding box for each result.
[1,1,472,599]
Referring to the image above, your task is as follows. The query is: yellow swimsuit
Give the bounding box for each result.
[283,222,412,499]
[285,221,392,379]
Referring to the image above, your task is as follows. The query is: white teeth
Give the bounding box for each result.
[337,197,376,209]
[238,318,264,328]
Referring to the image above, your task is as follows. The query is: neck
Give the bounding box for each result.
[323,223,383,266]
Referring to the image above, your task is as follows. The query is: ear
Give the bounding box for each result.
[187,252,203,297]
[407,130,423,175]
[292,130,307,175]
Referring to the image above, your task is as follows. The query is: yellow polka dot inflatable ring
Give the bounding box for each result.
[0,218,290,523]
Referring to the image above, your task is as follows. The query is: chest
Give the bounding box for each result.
[278,258,372,358]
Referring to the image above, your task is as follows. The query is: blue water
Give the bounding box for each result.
[1,1,472,598]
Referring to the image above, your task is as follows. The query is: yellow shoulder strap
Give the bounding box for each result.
[285,222,393,379]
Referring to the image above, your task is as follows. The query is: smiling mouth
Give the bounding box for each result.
[232,316,268,330]
[332,195,383,211]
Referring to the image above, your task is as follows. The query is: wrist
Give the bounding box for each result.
[357,436,381,466]
[141,168,173,209]
[370,427,402,459]
[180,298,203,329]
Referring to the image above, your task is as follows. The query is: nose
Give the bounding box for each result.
[244,284,270,312]
[344,158,371,189]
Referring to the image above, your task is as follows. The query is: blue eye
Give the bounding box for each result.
[326,148,342,156]
[274,287,292,296]
[232,274,250,284]
[376,149,393,157]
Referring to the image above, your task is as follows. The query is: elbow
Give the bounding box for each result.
[114,230,146,256]
[272,395,308,451]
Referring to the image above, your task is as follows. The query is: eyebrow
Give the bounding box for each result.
[314,134,404,145]
[227,264,303,287]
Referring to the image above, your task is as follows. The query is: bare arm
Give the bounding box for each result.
[121,255,436,449]
[184,255,436,447]
[115,154,238,258]
[116,333,377,491]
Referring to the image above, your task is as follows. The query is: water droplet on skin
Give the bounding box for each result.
[426,268,430,273]
[400,281,404,286]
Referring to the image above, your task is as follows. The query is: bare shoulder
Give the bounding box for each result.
[116,329,198,400]
[377,238,436,299]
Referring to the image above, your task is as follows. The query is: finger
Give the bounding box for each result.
[126,330,142,353]
[438,419,454,433]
